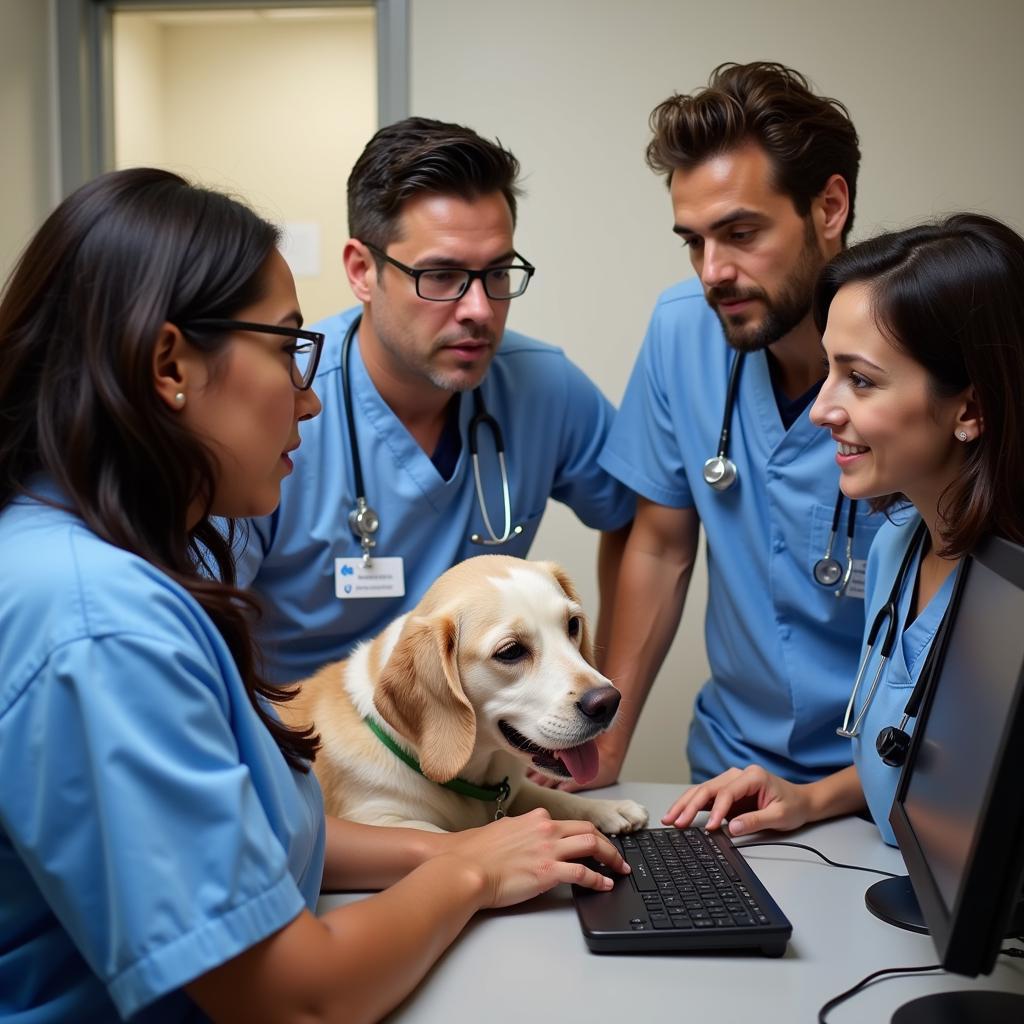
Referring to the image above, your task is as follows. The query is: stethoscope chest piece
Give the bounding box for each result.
[813,555,844,588]
[348,496,379,566]
[814,491,858,596]
[703,455,738,491]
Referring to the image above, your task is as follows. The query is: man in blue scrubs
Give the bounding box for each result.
[237,118,634,683]
[586,63,881,787]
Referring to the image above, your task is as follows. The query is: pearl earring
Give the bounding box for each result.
[956,430,968,441]
[174,391,186,408]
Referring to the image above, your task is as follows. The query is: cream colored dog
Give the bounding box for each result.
[282,555,649,834]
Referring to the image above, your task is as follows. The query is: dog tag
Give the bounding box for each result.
[845,559,867,600]
[335,557,405,599]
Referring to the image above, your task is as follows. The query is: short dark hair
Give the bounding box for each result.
[646,62,861,242]
[813,213,1024,557]
[0,167,318,768]
[347,116,522,250]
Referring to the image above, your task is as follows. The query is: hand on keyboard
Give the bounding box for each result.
[661,765,814,836]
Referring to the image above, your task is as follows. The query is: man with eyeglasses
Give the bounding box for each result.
[235,117,634,699]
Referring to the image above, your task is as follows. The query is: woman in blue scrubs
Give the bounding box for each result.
[0,168,626,1023]
[664,213,1024,846]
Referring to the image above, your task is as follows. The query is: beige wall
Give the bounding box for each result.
[0,0,55,283]
[113,8,377,324]
[409,0,1024,785]
[4,0,1024,786]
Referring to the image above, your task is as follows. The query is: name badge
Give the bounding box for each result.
[335,557,405,599]
[845,559,867,601]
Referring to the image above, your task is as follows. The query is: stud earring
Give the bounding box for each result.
[956,430,968,441]
[174,391,186,408]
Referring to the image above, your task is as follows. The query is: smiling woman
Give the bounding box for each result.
[0,167,630,1024]
[663,213,1024,847]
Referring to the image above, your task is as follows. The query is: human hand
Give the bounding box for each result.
[661,765,813,837]
[525,734,625,792]
[441,808,630,909]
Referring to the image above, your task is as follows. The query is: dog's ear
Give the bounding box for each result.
[374,614,476,783]
[537,561,597,667]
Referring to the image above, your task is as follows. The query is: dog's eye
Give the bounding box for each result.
[568,616,581,639]
[494,641,527,663]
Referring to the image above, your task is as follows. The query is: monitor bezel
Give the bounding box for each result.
[889,533,1024,977]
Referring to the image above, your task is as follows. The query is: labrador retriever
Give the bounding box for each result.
[281,555,649,834]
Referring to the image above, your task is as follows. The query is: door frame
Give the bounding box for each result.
[54,0,408,196]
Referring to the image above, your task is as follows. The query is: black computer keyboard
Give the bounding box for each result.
[572,827,792,956]
[622,827,773,929]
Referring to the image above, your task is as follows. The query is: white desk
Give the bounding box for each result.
[318,783,1024,1022]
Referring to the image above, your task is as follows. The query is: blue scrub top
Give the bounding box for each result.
[237,307,635,683]
[852,513,955,846]
[0,485,325,1023]
[600,278,882,782]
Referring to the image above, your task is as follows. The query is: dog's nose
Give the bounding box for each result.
[576,686,621,725]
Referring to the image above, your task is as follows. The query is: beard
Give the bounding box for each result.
[706,221,825,352]
[424,329,498,392]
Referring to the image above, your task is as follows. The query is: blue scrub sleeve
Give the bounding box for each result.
[599,326,696,510]
[548,355,636,530]
[0,632,306,1020]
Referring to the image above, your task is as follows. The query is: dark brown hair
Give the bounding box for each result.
[0,167,318,769]
[646,62,860,242]
[813,213,1024,557]
[347,116,521,252]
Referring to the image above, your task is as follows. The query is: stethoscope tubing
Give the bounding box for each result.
[341,315,521,554]
[836,520,929,738]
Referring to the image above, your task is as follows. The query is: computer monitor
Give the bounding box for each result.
[875,533,1024,1021]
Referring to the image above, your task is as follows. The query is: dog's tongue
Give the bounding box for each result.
[555,740,600,785]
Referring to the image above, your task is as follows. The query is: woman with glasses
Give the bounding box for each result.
[0,168,626,1024]
[662,213,1024,846]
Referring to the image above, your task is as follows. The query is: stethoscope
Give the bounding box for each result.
[705,350,858,596]
[837,519,966,767]
[341,315,523,565]
[836,520,931,749]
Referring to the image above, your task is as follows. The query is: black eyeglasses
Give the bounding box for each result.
[180,320,324,390]
[363,242,535,302]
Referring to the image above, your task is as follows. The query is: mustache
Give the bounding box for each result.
[705,285,768,305]
[434,330,496,349]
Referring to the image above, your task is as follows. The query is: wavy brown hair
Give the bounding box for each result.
[813,213,1024,558]
[0,167,318,769]
[646,61,860,242]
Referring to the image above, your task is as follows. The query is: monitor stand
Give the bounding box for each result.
[865,877,1024,1022]
[864,875,928,933]
[892,991,1024,1023]
[865,875,1024,934]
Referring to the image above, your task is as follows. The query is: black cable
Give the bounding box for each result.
[730,840,1022,1018]
[818,949,1024,1022]
[817,963,943,1023]
[735,839,900,879]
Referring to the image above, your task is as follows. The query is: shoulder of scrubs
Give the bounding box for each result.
[0,495,324,1021]
[600,276,718,509]
[480,329,635,531]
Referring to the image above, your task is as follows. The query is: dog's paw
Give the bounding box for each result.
[589,799,649,834]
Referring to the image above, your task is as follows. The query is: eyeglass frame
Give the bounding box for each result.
[179,319,325,390]
[362,242,536,302]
